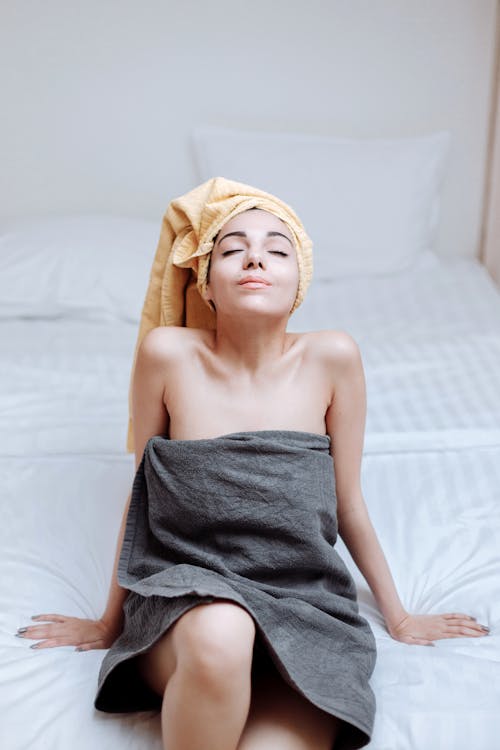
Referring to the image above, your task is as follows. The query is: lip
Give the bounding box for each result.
[238,277,272,286]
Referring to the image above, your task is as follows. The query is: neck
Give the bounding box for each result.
[211,312,290,375]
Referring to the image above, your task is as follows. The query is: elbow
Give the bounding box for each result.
[337,505,372,539]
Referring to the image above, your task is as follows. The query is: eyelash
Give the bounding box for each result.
[221,249,288,257]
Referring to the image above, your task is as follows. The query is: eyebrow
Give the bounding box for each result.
[216,230,293,247]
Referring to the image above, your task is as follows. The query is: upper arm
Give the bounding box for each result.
[323,331,368,521]
[131,327,171,471]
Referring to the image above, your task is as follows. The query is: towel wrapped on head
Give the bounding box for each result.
[126,176,314,454]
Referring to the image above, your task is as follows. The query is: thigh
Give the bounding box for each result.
[240,644,340,750]
[134,616,181,698]
[135,598,256,697]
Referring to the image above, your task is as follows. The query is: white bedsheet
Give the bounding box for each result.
[0,318,137,457]
[1,253,499,749]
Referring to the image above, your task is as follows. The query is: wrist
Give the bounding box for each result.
[384,609,409,633]
[100,610,124,632]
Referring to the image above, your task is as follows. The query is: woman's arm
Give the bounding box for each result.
[101,327,172,630]
[100,491,132,633]
[337,502,406,630]
[323,331,489,644]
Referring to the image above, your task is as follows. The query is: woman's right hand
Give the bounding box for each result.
[15,613,122,652]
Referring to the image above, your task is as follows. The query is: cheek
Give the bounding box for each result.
[205,261,232,295]
[284,260,300,286]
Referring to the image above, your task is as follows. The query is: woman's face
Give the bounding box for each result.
[203,209,300,319]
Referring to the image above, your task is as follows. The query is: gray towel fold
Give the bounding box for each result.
[94,430,377,750]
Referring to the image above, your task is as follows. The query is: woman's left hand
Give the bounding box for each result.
[388,612,490,645]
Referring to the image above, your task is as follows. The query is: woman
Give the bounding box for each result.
[17,180,489,750]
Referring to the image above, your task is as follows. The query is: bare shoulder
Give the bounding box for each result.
[138,325,211,363]
[294,329,362,366]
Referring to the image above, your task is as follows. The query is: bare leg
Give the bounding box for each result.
[161,651,252,750]
[136,600,256,750]
[237,657,340,749]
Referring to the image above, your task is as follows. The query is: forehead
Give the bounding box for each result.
[216,208,293,241]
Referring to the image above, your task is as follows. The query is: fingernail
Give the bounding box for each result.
[75,647,82,652]
[30,643,40,649]
[15,633,26,639]
[17,627,27,634]
[31,615,41,620]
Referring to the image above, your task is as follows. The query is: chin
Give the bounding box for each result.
[217,294,296,318]
[235,303,294,319]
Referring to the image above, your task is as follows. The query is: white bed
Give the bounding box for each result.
[1,125,500,749]
[1,232,499,749]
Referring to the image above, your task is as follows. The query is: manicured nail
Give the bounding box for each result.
[30,643,40,649]
[31,615,42,620]
[75,647,82,652]
[481,626,490,632]
[17,627,27,634]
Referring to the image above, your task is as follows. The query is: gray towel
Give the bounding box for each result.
[94,430,377,750]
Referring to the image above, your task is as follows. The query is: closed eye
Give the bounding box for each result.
[221,249,288,257]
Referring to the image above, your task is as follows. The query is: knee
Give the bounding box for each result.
[174,601,256,684]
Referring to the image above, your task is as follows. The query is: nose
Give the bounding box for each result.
[243,245,266,269]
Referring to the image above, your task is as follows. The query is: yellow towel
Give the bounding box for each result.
[126,175,313,454]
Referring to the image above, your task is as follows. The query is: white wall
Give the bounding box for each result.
[0,0,497,260]
[482,8,500,288]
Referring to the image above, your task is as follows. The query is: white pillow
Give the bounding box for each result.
[0,215,160,321]
[191,125,451,279]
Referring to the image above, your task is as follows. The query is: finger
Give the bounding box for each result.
[464,621,490,634]
[31,614,68,623]
[75,640,103,652]
[17,624,64,640]
[30,637,79,649]
[413,639,435,646]
[441,612,476,622]
[407,634,435,646]
[397,636,434,646]
[444,623,489,637]
[440,615,488,631]
[395,636,414,645]
[454,627,489,638]
[393,634,420,645]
